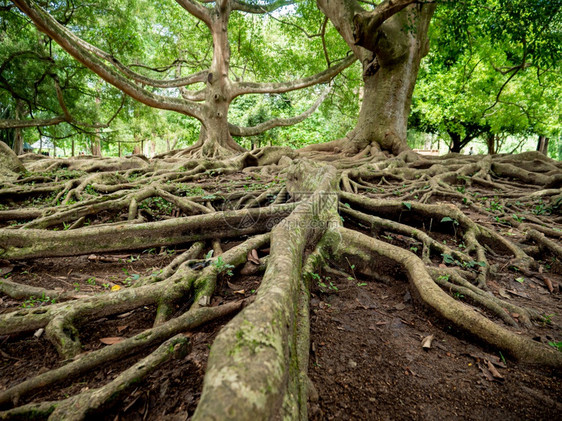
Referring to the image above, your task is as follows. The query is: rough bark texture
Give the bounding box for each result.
[313,0,435,156]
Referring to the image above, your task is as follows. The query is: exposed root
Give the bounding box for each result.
[0,150,560,418]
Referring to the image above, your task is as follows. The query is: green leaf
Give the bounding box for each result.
[515,277,525,283]
[441,217,454,223]
[441,253,455,264]
[402,202,412,210]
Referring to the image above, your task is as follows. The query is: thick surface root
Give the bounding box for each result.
[0,148,560,419]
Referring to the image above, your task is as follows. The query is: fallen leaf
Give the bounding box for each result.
[227,281,243,290]
[543,277,554,293]
[111,285,121,291]
[421,334,434,350]
[394,303,406,311]
[477,362,495,382]
[486,359,505,380]
[234,289,245,295]
[506,289,529,299]
[0,265,14,276]
[100,337,124,345]
[117,325,128,333]
[247,249,260,265]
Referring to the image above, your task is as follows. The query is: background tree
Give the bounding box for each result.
[12,0,356,158]
[410,0,562,156]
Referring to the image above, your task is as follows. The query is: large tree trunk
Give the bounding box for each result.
[318,1,435,156]
[186,2,245,158]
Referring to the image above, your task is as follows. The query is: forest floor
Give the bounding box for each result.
[1,240,560,420]
[1,156,561,420]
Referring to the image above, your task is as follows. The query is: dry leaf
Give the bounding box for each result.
[486,359,504,380]
[0,265,14,276]
[100,337,124,345]
[421,334,434,350]
[498,288,510,299]
[227,281,243,290]
[248,249,260,265]
[234,289,245,295]
[117,325,128,333]
[111,285,121,291]
[543,277,554,293]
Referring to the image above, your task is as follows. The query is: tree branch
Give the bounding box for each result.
[232,54,355,97]
[353,0,418,51]
[13,0,206,121]
[175,0,212,27]
[0,116,65,129]
[231,0,294,14]
[229,85,331,136]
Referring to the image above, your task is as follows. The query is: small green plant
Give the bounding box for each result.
[345,258,357,282]
[73,282,80,292]
[441,217,459,236]
[410,246,418,253]
[512,214,525,223]
[214,256,234,276]
[22,293,56,308]
[86,277,96,286]
[63,221,71,230]
[84,184,99,196]
[547,341,562,352]
[357,282,367,287]
[102,283,111,290]
[453,292,464,300]
[540,314,554,326]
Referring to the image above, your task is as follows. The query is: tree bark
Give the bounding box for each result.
[13,100,25,155]
[537,135,549,156]
[318,0,435,155]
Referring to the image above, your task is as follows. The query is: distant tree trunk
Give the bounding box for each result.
[71,139,75,157]
[13,100,25,155]
[91,133,102,156]
[316,1,435,156]
[486,133,497,155]
[537,135,549,156]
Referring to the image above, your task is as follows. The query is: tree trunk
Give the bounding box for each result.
[13,100,25,155]
[448,132,463,153]
[486,133,497,155]
[319,1,435,156]
[91,133,102,156]
[190,2,245,158]
[537,135,549,156]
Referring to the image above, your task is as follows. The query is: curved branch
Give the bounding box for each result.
[175,0,212,27]
[232,54,356,97]
[0,116,65,129]
[229,86,330,137]
[353,0,418,51]
[13,0,205,121]
[231,0,294,14]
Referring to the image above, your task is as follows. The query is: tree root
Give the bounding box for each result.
[336,227,562,367]
[0,335,189,421]
[0,301,245,408]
